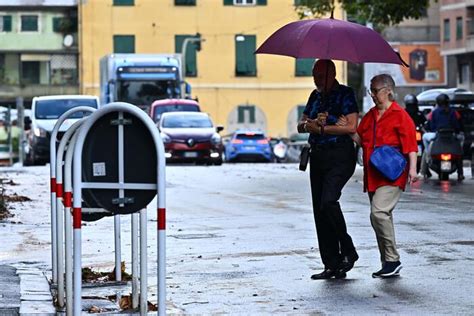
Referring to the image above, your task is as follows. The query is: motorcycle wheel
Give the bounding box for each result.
[439,172,449,181]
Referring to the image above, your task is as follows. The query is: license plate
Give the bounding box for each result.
[441,161,451,171]
[184,151,198,158]
[244,146,256,150]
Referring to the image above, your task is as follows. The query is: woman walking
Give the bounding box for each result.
[350,74,418,278]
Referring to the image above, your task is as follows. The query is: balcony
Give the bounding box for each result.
[0,52,78,99]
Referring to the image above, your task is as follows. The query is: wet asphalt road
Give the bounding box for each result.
[0,163,473,314]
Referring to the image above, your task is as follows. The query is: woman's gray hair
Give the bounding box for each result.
[371,74,396,101]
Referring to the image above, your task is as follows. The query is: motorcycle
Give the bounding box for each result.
[427,129,463,181]
[272,139,288,163]
[415,125,424,173]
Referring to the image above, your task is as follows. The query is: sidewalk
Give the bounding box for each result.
[0,264,55,316]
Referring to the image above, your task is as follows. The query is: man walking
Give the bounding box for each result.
[298,59,359,279]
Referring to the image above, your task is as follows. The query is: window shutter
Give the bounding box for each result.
[235,35,256,76]
[238,106,245,123]
[248,106,256,123]
[113,35,135,53]
[52,17,62,32]
[224,0,233,5]
[257,0,267,5]
[21,16,38,32]
[113,0,134,5]
[3,16,12,32]
[175,0,196,5]
[297,105,306,121]
[175,35,198,77]
[295,58,314,76]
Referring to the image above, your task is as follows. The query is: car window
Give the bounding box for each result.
[236,134,265,140]
[153,104,199,122]
[35,99,98,119]
[162,115,212,128]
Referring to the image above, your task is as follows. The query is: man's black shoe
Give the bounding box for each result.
[339,253,359,273]
[372,261,402,278]
[458,174,465,182]
[311,268,346,280]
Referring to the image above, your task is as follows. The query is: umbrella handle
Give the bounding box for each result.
[396,52,409,67]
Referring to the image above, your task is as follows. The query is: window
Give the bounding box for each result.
[21,15,38,32]
[297,105,306,121]
[235,35,256,76]
[175,34,199,77]
[113,35,135,53]
[443,18,450,42]
[238,105,256,123]
[224,0,266,5]
[50,55,78,85]
[0,16,12,32]
[21,61,40,84]
[456,17,463,40]
[460,64,470,84]
[113,0,134,5]
[295,58,314,76]
[175,0,196,5]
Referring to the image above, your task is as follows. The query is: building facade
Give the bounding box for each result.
[440,0,474,91]
[79,0,346,138]
[0,0,79,108]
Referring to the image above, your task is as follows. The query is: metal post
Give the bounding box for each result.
[7,106,12,166]
[16,97,24,165]
[55,120,84,310]
[114,216,122,282]
[180,36,204,98]
[157,159,166,316]
[139,208,147,315]
[131,213,139,309]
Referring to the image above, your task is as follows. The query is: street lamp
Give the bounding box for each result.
[180,34,205,98]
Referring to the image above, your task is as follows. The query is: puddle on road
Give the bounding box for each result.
[169,233,222,239]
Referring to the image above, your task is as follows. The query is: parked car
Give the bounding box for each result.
[224,130,273,162]
[149,98,200,123]
[158,112,223,165]
[24,95,99,165]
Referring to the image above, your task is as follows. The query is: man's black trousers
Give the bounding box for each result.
[309,141,357,270]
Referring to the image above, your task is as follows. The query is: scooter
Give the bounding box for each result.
[428,129,463,181]
[272,139,288,163]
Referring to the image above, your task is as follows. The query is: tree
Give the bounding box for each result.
[295,0,434,27]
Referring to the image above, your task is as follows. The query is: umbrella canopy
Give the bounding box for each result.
[255,17,406,65]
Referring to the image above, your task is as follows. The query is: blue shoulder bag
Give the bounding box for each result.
[369,116,407,181]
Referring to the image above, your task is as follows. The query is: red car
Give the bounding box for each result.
[159,112,224,165]
[149,98,200,123]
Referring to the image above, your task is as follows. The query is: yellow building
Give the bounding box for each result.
[79,0,346,138]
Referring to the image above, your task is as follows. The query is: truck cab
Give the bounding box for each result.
[25,95,99,165]
[100,54,190,113]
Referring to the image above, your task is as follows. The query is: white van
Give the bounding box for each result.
[25,95,99,165]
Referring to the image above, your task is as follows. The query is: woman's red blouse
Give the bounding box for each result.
[357,102,418,193]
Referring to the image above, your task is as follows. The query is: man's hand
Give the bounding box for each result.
[335,115,348,127]
[316,112,328,127]
[305,118,321,134]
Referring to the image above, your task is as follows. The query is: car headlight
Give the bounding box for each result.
[160,132,171,144]
[211,133,221,145]
[34,127,47,137]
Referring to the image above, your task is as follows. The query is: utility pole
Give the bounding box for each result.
[180,35,205,98]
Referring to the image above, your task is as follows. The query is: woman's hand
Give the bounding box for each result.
[408,152,418,184]
[408,168,419,184]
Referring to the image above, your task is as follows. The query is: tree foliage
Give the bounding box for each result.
[295,0,434,27]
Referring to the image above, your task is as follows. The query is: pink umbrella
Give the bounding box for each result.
[255,16,407,66]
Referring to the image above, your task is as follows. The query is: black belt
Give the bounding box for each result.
[311,139,353,150]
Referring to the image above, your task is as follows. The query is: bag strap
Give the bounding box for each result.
[372,113,377,150]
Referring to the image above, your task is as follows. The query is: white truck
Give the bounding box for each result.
[24,95,99,165]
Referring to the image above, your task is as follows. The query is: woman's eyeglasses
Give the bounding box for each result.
[368,86,387,96]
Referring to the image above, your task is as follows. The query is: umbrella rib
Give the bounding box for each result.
[296,21,316,58]
[341,24,361,63]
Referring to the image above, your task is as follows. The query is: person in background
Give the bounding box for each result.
[420,93,464,181]
[297,59,359,280]
[404,94,426,128]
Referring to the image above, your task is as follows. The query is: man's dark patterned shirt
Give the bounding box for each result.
[303,82,359,145]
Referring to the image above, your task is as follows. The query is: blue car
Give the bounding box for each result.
[225,130,273,162]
